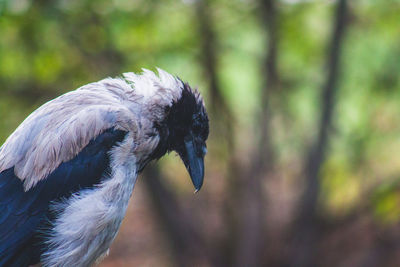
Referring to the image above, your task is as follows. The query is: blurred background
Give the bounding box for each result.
[1,0,400,266]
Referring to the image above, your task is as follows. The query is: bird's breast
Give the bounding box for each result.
[41,141,138,267]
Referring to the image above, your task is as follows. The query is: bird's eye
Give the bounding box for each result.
[192,113,208,140]
[192,124,201,134]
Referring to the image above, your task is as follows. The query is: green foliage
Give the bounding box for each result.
[372,179,400,225]
[0,0,400,223]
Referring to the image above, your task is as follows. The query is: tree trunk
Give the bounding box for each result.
[288,1,349,266]
[233,0,279,266]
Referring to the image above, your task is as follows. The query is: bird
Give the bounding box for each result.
[0,68,209,266]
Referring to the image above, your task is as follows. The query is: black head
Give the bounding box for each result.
[152,81,209,191]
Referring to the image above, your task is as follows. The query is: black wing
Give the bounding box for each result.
[0,128,127,266]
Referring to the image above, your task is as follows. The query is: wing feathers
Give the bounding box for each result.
[0,90,136,191]
[0,128,127,266]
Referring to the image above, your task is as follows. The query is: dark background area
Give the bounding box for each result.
[1,0,400,266]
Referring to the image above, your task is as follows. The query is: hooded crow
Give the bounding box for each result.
[0,68,209,266]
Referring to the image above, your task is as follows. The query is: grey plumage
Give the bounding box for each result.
[0,69,182,190]
[0,68,209,266]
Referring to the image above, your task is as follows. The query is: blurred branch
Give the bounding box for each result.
[257,0,279,169]
[195,0,235,149]
[233,0,279,266]
[289,1,349,266]
[0,82,59,103]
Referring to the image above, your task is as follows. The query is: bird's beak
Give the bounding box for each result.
[183,134,205,192]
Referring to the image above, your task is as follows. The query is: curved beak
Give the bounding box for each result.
[183,135,205,192]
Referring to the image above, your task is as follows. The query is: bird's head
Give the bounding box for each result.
[151,80,209,192]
